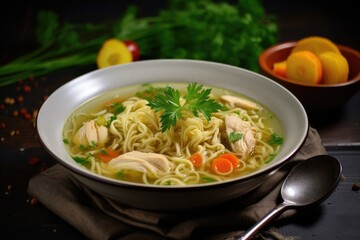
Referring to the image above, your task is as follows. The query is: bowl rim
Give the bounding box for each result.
[36,59,309,191]
[259,41,360,87]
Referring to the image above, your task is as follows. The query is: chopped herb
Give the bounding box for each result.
[79,141,97,151]
[63,138,69,144]
[90,140,97,148]
[202,176,217,183]
[106,115,117,128]
[228,132,243,142]
[147,83,223,132]
[73,156,89,165]
[105,102,124,128]
[265,153,276,163]
[164,180,171,185]
[115,171,124,179]
[136,84,167,101]
[100,149,107,155]
[268,133,283,145]
[111,102,125,115]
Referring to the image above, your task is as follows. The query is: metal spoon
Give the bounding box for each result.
[239,155,342,240]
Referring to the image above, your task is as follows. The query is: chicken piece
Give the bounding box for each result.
[225,115,257,155]
[220,95,259,110]
[73,120,109,147]
[108,151,173,174]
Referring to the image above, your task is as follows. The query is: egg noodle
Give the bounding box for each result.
[63,84,282,186]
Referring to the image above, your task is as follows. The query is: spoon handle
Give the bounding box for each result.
[239,202,289,240]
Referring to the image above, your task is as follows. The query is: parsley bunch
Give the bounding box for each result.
[147,83,223,132]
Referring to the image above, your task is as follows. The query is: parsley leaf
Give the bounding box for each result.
[268,133,284,145]
[147,83,222,132]
[73,156,89,165]
[228,132,243,142]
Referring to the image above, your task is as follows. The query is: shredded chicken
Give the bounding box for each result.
[108,151,173,174]
[225,115,257,155]
[73,120,109,147]
[220,95,259,110]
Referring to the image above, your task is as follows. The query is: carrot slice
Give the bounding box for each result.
[318,52,349,84]
[286,50,323,84]
[96,149,120,163]
[291,36,340,55]
[211,157,233,175]
[218,153,240,168]
[273,61,287,78]
[96,38,133,69]
[189,153,203,168]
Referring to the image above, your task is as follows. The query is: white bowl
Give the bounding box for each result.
[36,59,308,211]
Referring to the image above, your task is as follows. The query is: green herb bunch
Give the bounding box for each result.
[0,0,277,87]
[153,0,278,71]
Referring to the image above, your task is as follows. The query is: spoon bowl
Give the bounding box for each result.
[240,155,342,240]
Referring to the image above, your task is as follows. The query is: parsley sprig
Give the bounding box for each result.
[147,83,222,132]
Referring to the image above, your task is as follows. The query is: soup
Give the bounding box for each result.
[63,82,283,186]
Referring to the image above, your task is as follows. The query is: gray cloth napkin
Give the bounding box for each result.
[28,127,327,240]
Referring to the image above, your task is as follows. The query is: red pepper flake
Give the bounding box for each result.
[29,197,38,205]
[17,95,24,103]
[24,113,32,120]
[20,108,28,115]
[0,122,5,129]
[13,110,19,117]
[0,104,5,110]
[28,157,41,165]
[23,85,32,93]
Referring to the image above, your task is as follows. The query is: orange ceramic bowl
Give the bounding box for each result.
[259,41,360,112]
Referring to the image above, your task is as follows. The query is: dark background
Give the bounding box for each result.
[1,0,359,65]
[0,1,359,239]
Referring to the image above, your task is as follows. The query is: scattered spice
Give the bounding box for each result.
[24,113,32,120]
[23,85,32,93]
[12,110,19,117]
[20,108,28,115]
[28,157,41,165]
[30,197,38,205]
[9,130,20,136]
[17,95,24,103]
[4,97,15,105]
[352,182,360,191]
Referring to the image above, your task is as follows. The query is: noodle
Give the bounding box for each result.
[63,83,283,186]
